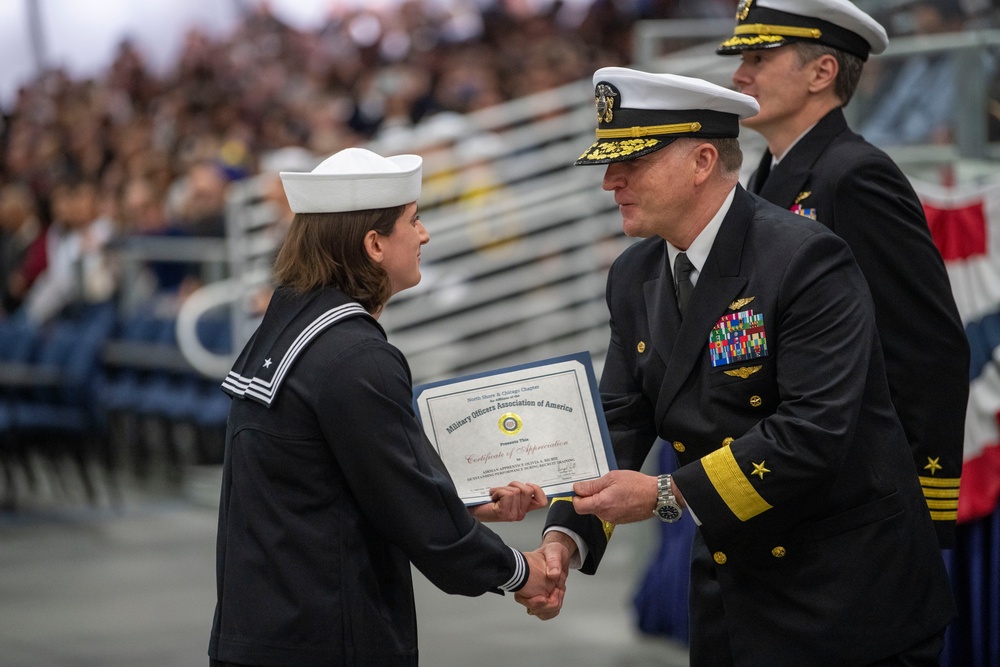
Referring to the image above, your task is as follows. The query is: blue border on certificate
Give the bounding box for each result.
[412,351,617,498]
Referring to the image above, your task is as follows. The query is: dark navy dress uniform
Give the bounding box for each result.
[209,286,527,666]
[546,186,955,666]
[749,107,969,546]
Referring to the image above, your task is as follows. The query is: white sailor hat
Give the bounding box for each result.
[717,0,888,61]
[575,67,759,166]
[280,147,422,214]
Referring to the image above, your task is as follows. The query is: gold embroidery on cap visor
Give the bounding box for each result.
[720,24,823,51]
[719,33,788,49]
[578,121,705,164]
[578,138,661,163]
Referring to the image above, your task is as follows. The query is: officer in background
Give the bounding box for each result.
[717,0,969,546]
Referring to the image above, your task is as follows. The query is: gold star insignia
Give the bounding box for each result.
[924,456,942,475]
[751,461,770,480]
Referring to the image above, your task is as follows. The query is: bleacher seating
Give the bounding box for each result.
[0,285,236,509]
[0,303,117,508]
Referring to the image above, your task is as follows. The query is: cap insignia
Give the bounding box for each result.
[736,0,752,21]
[595,83,618,124]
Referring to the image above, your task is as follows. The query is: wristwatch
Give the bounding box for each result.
[653,474,683,523]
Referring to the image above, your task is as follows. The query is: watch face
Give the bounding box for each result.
[656,503,681,522]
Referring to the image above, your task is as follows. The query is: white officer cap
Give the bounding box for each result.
[576,67,759,166]
[717,0,888,60]
[280,147,422,214]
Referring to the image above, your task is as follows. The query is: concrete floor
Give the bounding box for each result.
[0,464,689,667]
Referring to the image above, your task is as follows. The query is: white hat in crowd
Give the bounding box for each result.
[280,147,422,214]
[260,146,319,176]
[717,0,888,61]
[575,67,759,166]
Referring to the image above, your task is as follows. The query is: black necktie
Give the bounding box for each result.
[674,252,694,317]
[751,153,772,194]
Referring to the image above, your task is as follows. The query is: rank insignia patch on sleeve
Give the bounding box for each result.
[709,310,768,367]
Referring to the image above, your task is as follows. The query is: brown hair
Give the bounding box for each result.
[272,205,405,313]
[794,42,864,105]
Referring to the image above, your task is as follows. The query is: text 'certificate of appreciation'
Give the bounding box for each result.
[413,352,616,506]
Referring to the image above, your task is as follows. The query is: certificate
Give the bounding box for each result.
[413,352,616,505]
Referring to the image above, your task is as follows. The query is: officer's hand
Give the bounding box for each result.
[572,470,657,524]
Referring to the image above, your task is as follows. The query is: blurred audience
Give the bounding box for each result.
[0,182,42,315]
[0,0,843,324]
[18,176,116,325]
[859,0,971,146]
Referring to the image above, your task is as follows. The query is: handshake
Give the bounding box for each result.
[479,469,664,620]
[514,531,575,620]
[467,480,572,620]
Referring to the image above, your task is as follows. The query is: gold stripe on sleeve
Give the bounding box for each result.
[918,476,961,488]
[929,510,958,521]
[701,444,773,521]
[926,498,959,511]
[601,520,615,542]
[550,495,614,543]
[923,487,960,499]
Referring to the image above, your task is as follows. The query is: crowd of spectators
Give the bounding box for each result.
[5,0,996,328]
[0,0,738,325]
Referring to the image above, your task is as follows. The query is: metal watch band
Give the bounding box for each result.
[658,474,675,502]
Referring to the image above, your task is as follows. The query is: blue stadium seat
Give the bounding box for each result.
[2,302,116,506]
